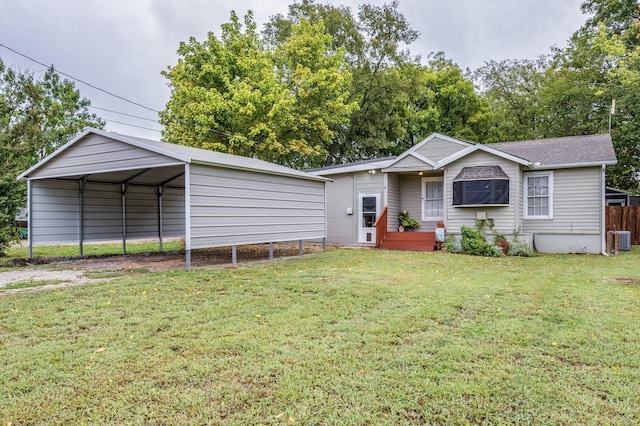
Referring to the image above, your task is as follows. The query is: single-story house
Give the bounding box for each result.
[18,127,328,269]
[308,133,617,254]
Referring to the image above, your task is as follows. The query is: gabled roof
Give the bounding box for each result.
[454,166,509,181]
[487,134,617,168]
[307,156,396,176]
[435,143,531,169]
[18,128,328,182]
[383,133,472,171]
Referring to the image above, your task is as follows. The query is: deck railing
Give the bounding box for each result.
[373,206,388,248]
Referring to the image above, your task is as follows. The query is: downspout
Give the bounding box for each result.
[601,164,608,255]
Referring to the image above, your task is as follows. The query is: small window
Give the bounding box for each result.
[524,172,553,219]
[422,177,444,220]
[452,166,510,206]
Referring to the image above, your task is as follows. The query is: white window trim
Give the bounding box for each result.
[421,176,444,221]
[524,171,554,220]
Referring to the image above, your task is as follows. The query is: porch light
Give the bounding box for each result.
[368,169,376,174]
[417,171,424,176]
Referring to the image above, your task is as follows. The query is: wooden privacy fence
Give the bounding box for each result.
[606,206,640,245]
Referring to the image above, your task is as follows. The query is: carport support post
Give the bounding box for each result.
[78,176,87,256]
[157,184,165,253]
[121,182,127,255]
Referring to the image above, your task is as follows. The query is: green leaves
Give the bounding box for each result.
[0,58,103,255]
[161,12,355,169]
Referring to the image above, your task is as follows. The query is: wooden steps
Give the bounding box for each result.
[377,231,438,251]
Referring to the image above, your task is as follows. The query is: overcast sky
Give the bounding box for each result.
[0,0,587,139]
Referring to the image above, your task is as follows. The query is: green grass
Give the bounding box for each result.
[2,280,65,290]
[2,248,640,424]
[5,240,183,260]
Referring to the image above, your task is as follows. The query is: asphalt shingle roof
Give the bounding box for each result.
[487,134,616,166]
[453,165,509,181]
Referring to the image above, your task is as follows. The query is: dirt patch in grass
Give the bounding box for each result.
[613,277,640,285]
[0,243,327,295]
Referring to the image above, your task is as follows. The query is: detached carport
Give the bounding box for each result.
[18,128,328,270]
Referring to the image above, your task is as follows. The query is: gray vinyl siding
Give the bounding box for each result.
[444,151,520,235]
[523,167,602,234]
[30,180,79,245]
[189,164,326,249]
[325,174,356,245]
[384,155,434,172]
[387,174,401,232]
[415,136,469,162]
[400,175,422,228]
[354,171,384,196]
[28,134,181,179]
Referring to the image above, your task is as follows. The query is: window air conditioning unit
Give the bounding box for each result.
[617,231,631,251]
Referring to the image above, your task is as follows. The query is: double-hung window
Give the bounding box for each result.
[422,177,444,220]
[524,172,553,219]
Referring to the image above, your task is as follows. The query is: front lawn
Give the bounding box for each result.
[2,249,640,424]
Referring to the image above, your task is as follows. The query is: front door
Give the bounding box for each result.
[358,194,379,243]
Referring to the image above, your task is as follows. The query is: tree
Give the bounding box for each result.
[551,0,640,190]
[160,11,355,168]
[264,0,422,162]
[0,58,103,255]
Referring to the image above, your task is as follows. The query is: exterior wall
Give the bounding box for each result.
[384,155,434,172]
[386,173,401,232]
[444,151,521,236]
[30,179,79,245]
[415,136,469,162]
[28,134,180,179]
[524,167,603,253]
[325,174,356,245]
[189,164,326,249]
[30,179,185,246]
[400,175,423,230]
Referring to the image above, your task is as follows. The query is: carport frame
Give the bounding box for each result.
[19,128,329,271]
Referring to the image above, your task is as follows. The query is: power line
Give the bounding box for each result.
[102,118,163,133]
[0,41,160,113]
[89,105,159,123]
[0,42,261,145]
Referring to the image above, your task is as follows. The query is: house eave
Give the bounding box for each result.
[527,160,618,170]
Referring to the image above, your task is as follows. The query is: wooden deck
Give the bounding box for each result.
[377,231,438,251]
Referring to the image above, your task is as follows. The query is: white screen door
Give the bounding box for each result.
[358,194,379,243]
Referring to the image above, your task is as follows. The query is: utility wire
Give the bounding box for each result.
[89,105,159,123]
[0,42,257,144]
[0,41,160,113]
[102,118,163,133]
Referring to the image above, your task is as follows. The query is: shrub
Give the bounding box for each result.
[460,225,502,257]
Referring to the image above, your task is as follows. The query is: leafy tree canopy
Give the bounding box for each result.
[0,58,103,254]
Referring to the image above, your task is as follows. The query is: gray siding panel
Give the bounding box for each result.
[189,165,326,249]
[31,179,185,246]
[415,136,469,162]
[387,174,401,232]
[445,151,520,235]
[325,175,356,245]
[28,134,181,179]
[524,167,601,234]
[31,180,79,245]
